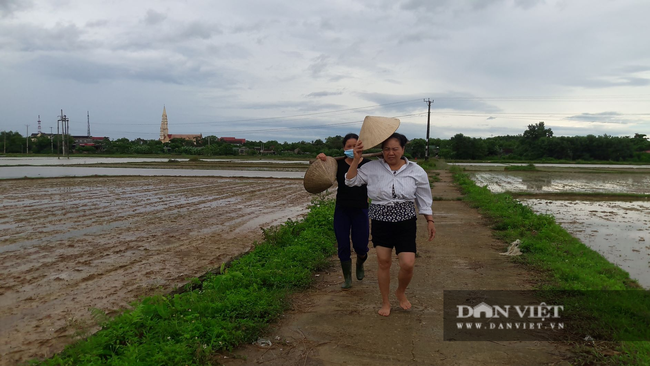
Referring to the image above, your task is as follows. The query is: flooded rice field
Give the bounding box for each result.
[0,166,306,180]
[468,171,650,289]
[0,157,309,166]
[522,199,650,288]
[470,171,650,194]
[0,176,313,364]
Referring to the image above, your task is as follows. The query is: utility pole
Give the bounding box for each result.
[87,111,90,137]
[423,98,433,161]
[3,131,6,155]
[65,114,70,158]
[50,127,54,154]
[25,125,29,154]
[57,113,60,159]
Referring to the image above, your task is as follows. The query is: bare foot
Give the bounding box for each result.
[395,290,412,310]
[378,303,391,317]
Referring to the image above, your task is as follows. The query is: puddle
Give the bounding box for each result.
[521,199,650,289]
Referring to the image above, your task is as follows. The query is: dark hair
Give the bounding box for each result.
[382,133,408,148]
[342,133,359,146]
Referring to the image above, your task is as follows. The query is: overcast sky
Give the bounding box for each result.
[1,0,649,142]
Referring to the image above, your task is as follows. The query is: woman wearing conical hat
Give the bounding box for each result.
[345,133,436,317]
[317,133,372,289]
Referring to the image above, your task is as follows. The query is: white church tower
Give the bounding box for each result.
[159,106,169,142]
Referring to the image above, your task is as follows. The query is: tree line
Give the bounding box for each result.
[1,122,649,162]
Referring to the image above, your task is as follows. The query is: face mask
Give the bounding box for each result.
[344,149,354,158]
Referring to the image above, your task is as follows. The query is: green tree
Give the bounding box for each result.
[408,138,426,158]
[523,122,553,141]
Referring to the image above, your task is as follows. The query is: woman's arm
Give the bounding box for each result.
[345,140,367,186]
[424,214,436,241]
[413,166,435,241]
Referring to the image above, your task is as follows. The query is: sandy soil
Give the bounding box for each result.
[0,176,313,365]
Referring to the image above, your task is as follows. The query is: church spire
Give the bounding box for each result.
[159,105,169,142]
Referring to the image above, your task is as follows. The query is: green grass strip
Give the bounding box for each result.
[33,198,336,366]
[451,167,650,365]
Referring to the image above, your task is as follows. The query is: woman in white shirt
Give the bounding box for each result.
[345,133,436,317]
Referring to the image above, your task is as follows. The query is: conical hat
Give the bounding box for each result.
[358,116,400,150]
[303,156,338,194]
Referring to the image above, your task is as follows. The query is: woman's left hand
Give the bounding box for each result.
[428,221,436,241]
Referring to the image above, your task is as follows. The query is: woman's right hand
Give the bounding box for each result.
[316,153,327,161]
[353,140,364,160]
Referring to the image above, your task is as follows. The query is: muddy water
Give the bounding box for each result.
[0,157,309,166]
[0,166,305,180]
[0,176,315,365]
[452,162,650,169]
[522,199,650,288]
[467,171,650,288]
[470,171,650,194]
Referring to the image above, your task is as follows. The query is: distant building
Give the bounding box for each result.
[220,137,246,145]
[159,106,202,143]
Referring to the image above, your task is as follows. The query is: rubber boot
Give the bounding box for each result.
[340,260,352,289]
[356,254,368,280]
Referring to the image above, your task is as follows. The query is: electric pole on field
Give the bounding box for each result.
[57,112,61,159]
[424,98,433,161]
[87,111,90,137]
[25,125,29,154]
[50,127,54,154]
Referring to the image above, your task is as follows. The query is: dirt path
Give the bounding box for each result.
[0,177,312,365]
[221,171,572,365]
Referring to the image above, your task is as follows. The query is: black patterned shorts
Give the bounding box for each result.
[370,217,417,254]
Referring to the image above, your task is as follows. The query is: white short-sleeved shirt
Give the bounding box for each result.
[345,157,433,216]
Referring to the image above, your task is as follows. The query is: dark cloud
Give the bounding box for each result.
[85,19,108,28]
[356,92,502,113]
[143,9,166,26]
[2,22,94,52]
[400,0,503,13]
[26,54,235,86]
[308,54,330,78]
[0,0,32,17]
[514,0,545,10]
[565,112,631,124]
[397,33,447,45]
[177,21,221,40]
[487,116,496,120]
[306,91,343,97]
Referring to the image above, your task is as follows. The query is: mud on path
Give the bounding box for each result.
[0,176,312,365]
[222,171,572,365]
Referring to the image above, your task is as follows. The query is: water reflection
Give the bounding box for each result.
[470,172,650,195]
[0,166,305,180]
[521,199,650,289]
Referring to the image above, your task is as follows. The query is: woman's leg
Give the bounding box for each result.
[395,252,415,310]
[333,207,352,261]
[350,208,370,256]
[333,207,353,289]
[375,246,393,316]
[350,208,369,280]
